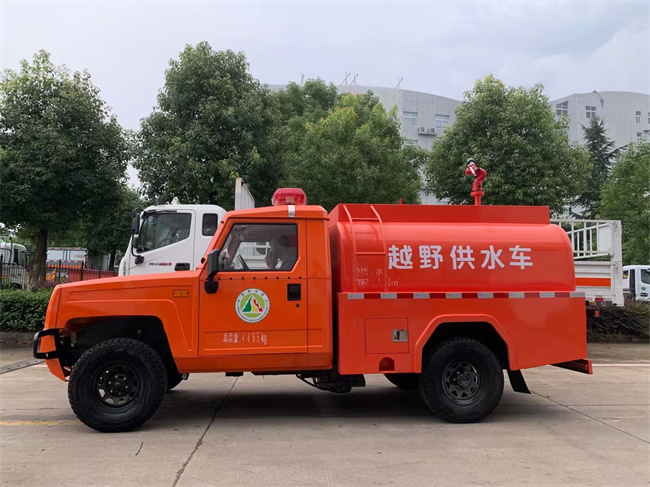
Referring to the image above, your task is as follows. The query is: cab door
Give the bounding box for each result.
[198,220,308,356]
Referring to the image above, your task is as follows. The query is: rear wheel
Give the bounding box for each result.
[68,338,167,432]
[418,337,504,423]
[384,373,419,390]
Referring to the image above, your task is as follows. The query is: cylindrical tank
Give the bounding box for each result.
[329,203,575,293]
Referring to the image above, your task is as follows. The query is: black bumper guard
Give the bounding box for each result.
[33,329,61,360]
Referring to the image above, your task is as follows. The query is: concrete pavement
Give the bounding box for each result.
[0,343,648,487]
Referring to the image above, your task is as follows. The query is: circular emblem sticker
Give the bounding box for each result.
[235,288,270,323]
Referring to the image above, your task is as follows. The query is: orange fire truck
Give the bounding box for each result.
[34,168,592,432]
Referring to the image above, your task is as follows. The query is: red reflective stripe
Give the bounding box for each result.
[594,297,605,302]
[348,291,577,299]
[576,277,611,287]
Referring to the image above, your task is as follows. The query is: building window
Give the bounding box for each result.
[403,112,418,127]
[636,111,642,123]
[586,106,596,119]
[556,101,568,116]
[403,139,418,147]
[435,114,450,129]
[638,133,643,144]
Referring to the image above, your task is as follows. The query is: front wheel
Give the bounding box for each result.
[68,338,168,432]
[418,337,504,423]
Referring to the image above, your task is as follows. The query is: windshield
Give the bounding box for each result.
[14,250,27,266]
[137,212,192,252]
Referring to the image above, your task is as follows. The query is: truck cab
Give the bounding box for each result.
[0,238,29,289]
[623,265,650,301]
[119,203,227,276]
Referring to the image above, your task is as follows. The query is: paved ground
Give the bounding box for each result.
[0,343,35,367]
[0,343,648,487]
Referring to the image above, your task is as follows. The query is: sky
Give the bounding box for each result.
[1,0,648,135]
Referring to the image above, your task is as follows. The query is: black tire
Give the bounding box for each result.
[418,337,504,423]
[384,373,419,390]
[68,338,167,432]
[167,370,186,392]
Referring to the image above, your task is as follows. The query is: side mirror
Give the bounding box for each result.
[205,249,220,294]
[131,214,140,234]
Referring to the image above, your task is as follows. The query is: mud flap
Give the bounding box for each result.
[507,370,530,394]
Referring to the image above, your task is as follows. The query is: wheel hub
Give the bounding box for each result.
[442,360,480,402]
[96,364,139,407]
[456,372,470,388]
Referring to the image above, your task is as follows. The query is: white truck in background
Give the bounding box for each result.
[47,247,88,266]
[119,178,255,277]
[552,219,624,308]
[622,265,650,302]
[0,237,29,289]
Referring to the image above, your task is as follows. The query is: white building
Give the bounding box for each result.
[550,91,650,149]
[337,85,462,151]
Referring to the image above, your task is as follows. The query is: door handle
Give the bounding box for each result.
[175,262,191,271]
[287,283,301,301]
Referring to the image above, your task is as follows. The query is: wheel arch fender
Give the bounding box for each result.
[413,314,517,372]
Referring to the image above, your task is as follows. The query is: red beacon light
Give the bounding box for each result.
[271,188,307,206]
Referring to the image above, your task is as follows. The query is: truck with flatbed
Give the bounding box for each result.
[34,182,592,432]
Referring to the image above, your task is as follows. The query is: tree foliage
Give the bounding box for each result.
[0,50,129,287]
[135,43,281,209]
[285,92,422,211]
[425,75,590,214]
[274,79,340,170]
[578,117,620,218]
[600,141,650,265]
[82,187,145,268]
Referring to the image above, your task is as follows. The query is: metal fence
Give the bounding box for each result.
[0,258,117,290]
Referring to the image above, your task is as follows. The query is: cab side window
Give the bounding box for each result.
[219,224,298,272]
[202,214,219,236]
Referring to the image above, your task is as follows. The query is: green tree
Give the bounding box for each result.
[0,51,129,288]
[286,92,422,211]
[275,78,339,126]
[578,117,620,218]
[274,79,340,162]
[136,43,281,209]
[600,141,650,265]
[82,187,145,270]
[425,75,589,214]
